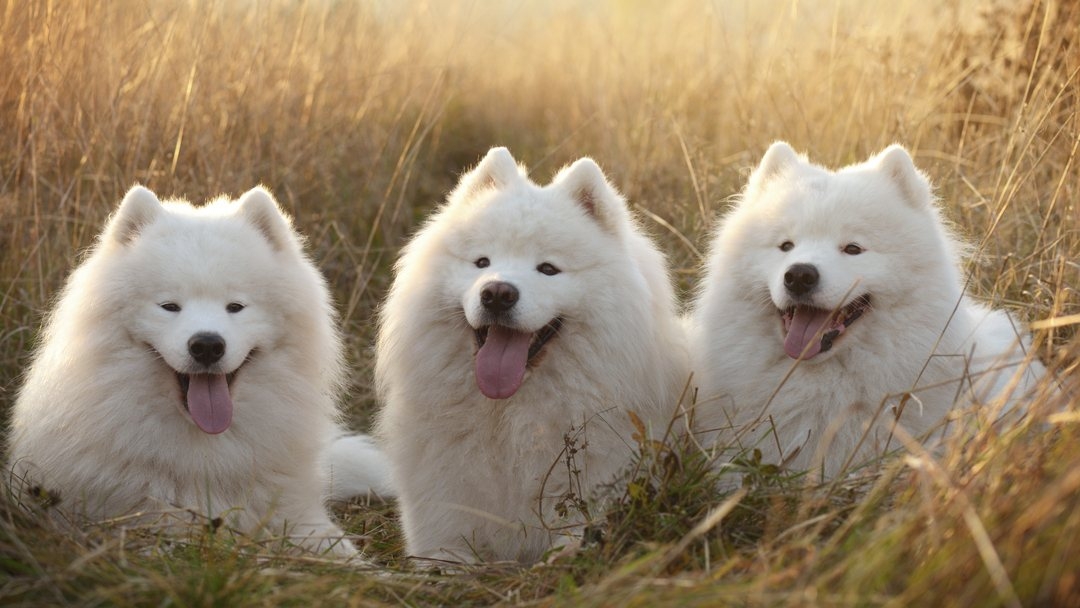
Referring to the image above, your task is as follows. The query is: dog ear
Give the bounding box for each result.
[454,147,525,200]
[105,185,163,244]
[551,157,628,234]
[748,141,802,193]
[874,145,932,208]
[237,186,296,251]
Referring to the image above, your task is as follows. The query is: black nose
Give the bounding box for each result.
[480,281,519,313]
[188,332,226,366]
[784,263,819,296]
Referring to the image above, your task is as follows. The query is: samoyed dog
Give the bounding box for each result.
[375,147,689,564]
[688,142,1044,479]
[7,186,390,557]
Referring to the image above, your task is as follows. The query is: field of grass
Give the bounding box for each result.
[1,0,1078,605]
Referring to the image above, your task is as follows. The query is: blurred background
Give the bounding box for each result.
[3,0,1076,421]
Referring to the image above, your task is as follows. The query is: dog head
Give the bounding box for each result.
[719,142,957,361]
[427,147,639,399]
[102,186,306,433]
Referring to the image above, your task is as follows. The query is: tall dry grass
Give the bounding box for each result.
[1,0,1078,605]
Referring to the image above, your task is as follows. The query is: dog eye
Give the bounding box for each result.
[843,243,864,255]
[475,257,490,269]
[160,302,181,312]
[226,303,245,313]
[537,262,561,276]
[779,241,794,252]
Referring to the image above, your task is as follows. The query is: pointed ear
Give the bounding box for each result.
[874,145,931,208]
[105,185,163,244]
[551,157,628,234]
[747,141,802,192]
[236,186,296,251]
[453,147,525,200]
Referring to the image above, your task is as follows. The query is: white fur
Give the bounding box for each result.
[375,148,689,564]
[325,434,395,501]
[688,143,1044,479]
[7,186,386,557]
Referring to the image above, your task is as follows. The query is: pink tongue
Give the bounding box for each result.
[784,308,835,360]
[186,373,233,434]
[475,326,532,399]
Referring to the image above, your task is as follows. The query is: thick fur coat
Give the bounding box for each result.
[8,186,387,556]
[688,143,1043,478]
[375,148,689,564]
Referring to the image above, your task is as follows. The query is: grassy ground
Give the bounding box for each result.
[1,0,1078,605]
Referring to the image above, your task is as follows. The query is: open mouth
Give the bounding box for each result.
[780,295,871,359]
[173,363,246,435]
[474,318,563,361]
[176,370,239,401]
[473,318,563,400]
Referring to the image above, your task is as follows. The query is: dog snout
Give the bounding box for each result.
[784,263,819,296]
[188,332,226,366]
[480,281,519,313]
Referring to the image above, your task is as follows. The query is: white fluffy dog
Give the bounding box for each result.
[375,147,689,564]
[7,186,389,556]
[688,142,1044,479]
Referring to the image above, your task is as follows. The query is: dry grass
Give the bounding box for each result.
[1,0,1078,605]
